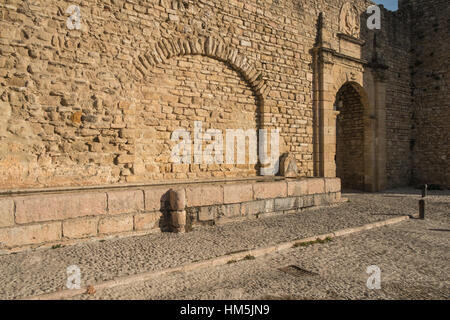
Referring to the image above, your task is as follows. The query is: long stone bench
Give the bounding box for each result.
[0,177,341,252]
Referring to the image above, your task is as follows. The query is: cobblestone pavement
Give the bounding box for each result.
[0,188,448,300]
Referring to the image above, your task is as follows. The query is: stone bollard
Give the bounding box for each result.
[169,188,186,233]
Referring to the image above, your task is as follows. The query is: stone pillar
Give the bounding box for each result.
[169,188,186,233]
[364,66,388,192]
[318,50,336,178]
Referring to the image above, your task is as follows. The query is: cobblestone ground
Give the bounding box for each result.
[0,188,448,300]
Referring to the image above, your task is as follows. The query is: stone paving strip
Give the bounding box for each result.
[0,189,446,299]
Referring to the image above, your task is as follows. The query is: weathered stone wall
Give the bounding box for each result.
[0,0,448,192]
[405,0,450,188]
[361,4,414,189]
[0,0,329,190]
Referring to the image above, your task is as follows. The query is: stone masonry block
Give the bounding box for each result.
[314,194,328,206]
[240,200,274,216]
[108,190,144,215]
[0,222,61,247]
[198,206,219,222]
[302,195,314,208]
[274,197,296,211]
[186,185,223,207]
[287,179,308,197]
[63,217,99,239]
[222,204,241,218]
[134,212,162,231]
[325,178,341,193]
[307,178,325,195]
[0,198,14,228]
[223,183,253,204]
[98,215,133,234]
[169,188,186,211]
[14,193,107,224]
[144,186,170,211]
[253,181,287,200]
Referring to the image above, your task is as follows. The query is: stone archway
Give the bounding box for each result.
[126,35,273,182]
[335,82,367,191]
[312,7,388,192]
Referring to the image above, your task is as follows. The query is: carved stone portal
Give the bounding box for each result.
[339,2,360,38]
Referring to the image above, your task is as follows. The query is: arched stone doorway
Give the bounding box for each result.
[335,82,366,191]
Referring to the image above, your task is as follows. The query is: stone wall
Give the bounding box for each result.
[0,0,448,192]
[0,177,341,252]
[361,4,414,189]
[406,0,450,188]
[0,0,331,190]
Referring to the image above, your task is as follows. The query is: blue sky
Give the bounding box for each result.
[373,0,398,11]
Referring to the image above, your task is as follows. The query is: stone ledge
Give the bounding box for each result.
[0,178,341,251]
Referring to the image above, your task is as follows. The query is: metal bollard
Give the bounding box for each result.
[419,199,425,220]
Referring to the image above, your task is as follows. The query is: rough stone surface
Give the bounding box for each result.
[240,199,274,216]
[144,187,170,212]
[307,179,325,195]
[14,193,107,224]
[107,190,144,215]
[287,179,308,197]
[0,199,14,228]
[325,178,341,193]
[0,0,447,191]
[253,181,287,200]
[169,188,186,211]
[186,185,223,207]
[223,184,253,204]
[98,215,133,235]
[0,222,61,247]
[134,213,162,232]
[63,217,98,239]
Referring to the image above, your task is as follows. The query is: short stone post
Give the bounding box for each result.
[169,188,186,233]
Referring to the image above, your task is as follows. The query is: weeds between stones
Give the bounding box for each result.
[293,237,333,248]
